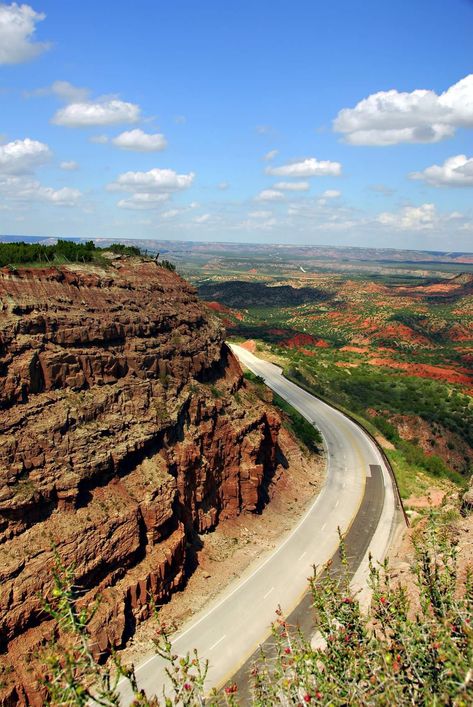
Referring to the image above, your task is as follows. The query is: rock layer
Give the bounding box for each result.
[0,259,281,704]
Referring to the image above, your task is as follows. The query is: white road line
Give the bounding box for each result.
[263,587,274,599]
[209,635,226,651]
[298,551,307,561]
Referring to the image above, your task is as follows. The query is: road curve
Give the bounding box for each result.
[118,345,401,703]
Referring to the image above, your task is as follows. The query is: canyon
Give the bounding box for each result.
[0,257,283,704]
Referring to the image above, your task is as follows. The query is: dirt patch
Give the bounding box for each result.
[367,358,473,386]
[283,333,329,349]
[239,339,257,352]
[114,428,325,668]
[404,489,446,508]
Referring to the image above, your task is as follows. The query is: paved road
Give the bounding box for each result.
[118,345,400,704]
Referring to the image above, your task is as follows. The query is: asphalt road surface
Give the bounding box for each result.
[118,345,401,704]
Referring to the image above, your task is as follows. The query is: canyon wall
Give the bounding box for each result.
[0,258,281,703]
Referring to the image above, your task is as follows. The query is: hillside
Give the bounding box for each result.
[0,258,285,703]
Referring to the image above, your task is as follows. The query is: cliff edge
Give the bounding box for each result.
[0,258,281,704]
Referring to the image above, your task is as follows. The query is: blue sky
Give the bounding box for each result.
[1,0,472,250]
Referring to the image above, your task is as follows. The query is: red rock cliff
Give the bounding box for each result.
[0,259,281,703]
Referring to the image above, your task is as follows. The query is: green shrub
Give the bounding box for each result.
[272,392,323,453]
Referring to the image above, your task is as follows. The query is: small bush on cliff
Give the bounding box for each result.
[160,259,176,272]
[107,243,142,257]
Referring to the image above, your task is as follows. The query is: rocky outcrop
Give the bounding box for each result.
[0,259,281,703]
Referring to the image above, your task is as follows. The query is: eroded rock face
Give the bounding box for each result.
[0,260,281,703]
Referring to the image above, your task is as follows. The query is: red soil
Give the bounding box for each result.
[283,333,329,349]
[341,345,367,353]
[374,322,431,345]
[368,357,473,386]
[240,339,257,352]
[207,301,231,314]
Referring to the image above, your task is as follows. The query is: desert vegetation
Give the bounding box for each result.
[190,255,473,499]
[38,504,473,705]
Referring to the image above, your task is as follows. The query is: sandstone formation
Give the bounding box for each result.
[0,258,281,704]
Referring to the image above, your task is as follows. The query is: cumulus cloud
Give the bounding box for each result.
[161,208,180,219]
[377,203,444,230]
[255,189,284,202]
[194,213,210,223]
[110,167,195,210]
[410,154,473,187]
[263,149,278,161]
[53,99,140,127]
[0,174,81,206]
[321,189,341,198]
[266,157,342,178]
[41,186,82,205]
[112,128,167,152]
[0,2,50,64]
[0,138,51,174]
[274,181,310,191]
[334,74,473,145]
[28,80,89,102]
[109,167,195,193]
[117,193,170,210]
[59,160,79,171]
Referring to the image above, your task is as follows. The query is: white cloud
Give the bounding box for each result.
[194,213,210,223]
[112,128,167,152]
[0,174,81,206]
[51,80,89,102]
[266,157,342,177]
[117,193,170,210]
[217,181,229,190]
[29,80,90,102]
[410,154,473,187]
[273,181,310,191]
[41,186,82,205]
[0,138,51,174]
[334,74,473,145]
[161,208,180,219]
[321,189,341,198]
[0,2,49,64]
[255,189,284,201]
[109,167,195,193]
[53,99,140,127]
[263,149,278,161]
[59,160,79,171]
[377,203,440,230]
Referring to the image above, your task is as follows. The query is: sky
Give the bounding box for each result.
[0,0,473,251]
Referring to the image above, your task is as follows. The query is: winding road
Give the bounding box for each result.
[118,345,403,704]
